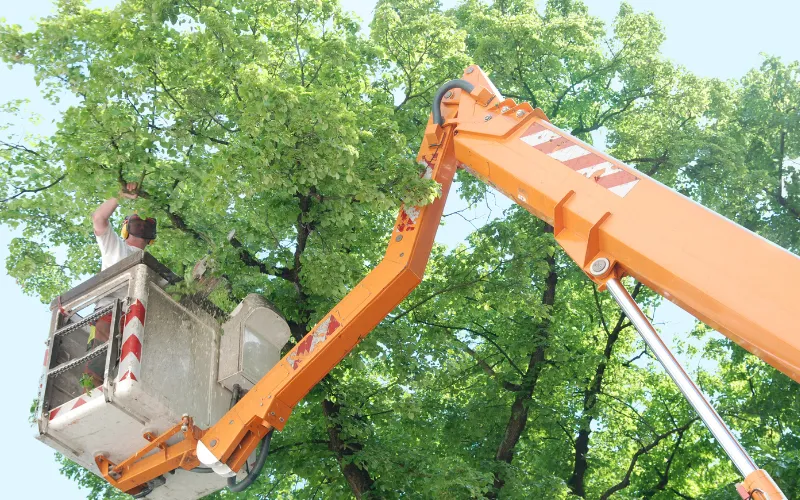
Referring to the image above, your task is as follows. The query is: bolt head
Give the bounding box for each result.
[445,90,453,99]
[516,110,525,118]
[210,439,217,447]
[590,258,610,276]
[501,106,510,113]
[181,425,188,432]
[484,115,492,122]
[395,234,403,242]
[466,67,474,74]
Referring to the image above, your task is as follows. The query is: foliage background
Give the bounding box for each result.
[2,0,799,498]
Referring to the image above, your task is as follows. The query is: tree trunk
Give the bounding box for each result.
[287,190,375,498]
[489,248,558,497]
[322,399,375,499]
[568,284,640,496]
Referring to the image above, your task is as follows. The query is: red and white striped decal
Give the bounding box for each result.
[397,206,421,232]
[396,163,435,233]
[117,299,146,383]
[49,386,104,421]
[287,314,342,370]
[521,123,639,197]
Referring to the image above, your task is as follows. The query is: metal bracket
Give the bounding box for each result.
[96,415,202,494]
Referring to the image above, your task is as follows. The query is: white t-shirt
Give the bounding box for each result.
[96,225,142,270]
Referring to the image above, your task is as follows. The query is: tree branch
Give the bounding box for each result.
[1,173,66,203]
[227,230,294,281]
[0,139,44,158]
[598,419,696,500]
[453,337,522,392]
[413,318,526,378]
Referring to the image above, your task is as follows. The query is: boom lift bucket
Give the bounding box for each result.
[35,252,290,499]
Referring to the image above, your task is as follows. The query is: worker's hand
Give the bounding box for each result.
[119,182,139,200]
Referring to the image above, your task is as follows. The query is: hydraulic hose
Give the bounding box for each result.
[431,80,475,126]
[188,466,214,473]
[226,429,274,493]
[132,483,153,499]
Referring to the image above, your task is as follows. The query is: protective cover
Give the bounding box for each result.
[218,294,291,392]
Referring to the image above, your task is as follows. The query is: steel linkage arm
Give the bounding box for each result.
[95,415,203,496]
[605,279,785,500]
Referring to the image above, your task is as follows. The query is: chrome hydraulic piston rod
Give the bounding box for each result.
[606,279,787,499]
[605,278,757,477]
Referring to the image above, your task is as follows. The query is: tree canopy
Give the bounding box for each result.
[2,0,799,498]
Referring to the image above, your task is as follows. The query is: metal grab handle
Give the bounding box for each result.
[431,80,475,126]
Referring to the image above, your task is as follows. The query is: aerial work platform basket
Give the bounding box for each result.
[34,252,290,499]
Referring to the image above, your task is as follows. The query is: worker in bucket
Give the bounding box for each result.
[82,182,157,386]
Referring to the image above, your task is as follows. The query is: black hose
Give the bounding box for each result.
[230,384,242,408]
[188,466,214,473]
[226,429,274,493]
[132,483,153,499]
[431,80,475,126]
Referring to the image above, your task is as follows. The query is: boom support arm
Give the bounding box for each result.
[111,66,797,499]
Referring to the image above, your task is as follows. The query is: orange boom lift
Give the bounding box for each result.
[102,66,796,499]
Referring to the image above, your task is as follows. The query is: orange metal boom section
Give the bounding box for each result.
[110,66,798,498]
[445,66,800,383]
[195,123,460,475]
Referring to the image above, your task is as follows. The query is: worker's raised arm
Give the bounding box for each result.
[92,198,119,236]
[92,182,138,235]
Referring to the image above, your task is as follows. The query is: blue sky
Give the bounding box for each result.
[1,1,799,498]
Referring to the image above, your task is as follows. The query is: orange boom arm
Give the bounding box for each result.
[111,66,796,499]
[447,70,800,383]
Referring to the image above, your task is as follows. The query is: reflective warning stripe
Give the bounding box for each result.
[49,387,104,421]
[520,122,640,197]
[117,299,146,384]
[120,335,142,362]
[287,315,342,370]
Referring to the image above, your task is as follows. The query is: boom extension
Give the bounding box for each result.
[110,66,797,499]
